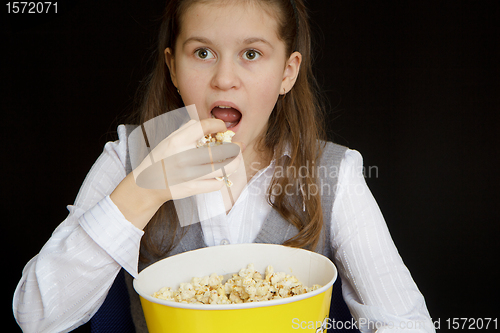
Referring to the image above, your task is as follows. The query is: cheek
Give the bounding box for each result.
[177,66,199,88]
[176,68,206,102]
[250,76,281,114]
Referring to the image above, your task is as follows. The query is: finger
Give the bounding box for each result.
[173,119,198,134]
[198,151,242,180]
[138,144,242,188]
[199,118,227,136]
[210,143,241,161]
[163,156,237,186]
[185,156,239,182]
[217,150,242,177]
[151,119,199,161]
[170,118,226,148]
[166,149,242,185]
[168,143,241,168]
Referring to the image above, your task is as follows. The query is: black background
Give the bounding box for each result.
[3,0,499,332]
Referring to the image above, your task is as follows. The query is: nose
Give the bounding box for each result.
[211,57,240,91]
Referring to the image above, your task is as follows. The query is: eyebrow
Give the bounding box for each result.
[183,36,274,49]
[243,37,274,49]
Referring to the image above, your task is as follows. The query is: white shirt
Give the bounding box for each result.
[13,125,435,333]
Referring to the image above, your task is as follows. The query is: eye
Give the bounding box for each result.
[195,48,215,60]
[243,49,261,61]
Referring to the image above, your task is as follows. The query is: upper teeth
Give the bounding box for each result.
[218,106,231,108]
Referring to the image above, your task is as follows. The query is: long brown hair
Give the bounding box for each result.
[131,0,327,261]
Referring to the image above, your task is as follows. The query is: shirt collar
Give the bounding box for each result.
[272,141,292,163]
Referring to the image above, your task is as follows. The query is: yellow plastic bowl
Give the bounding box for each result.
[133,243,337,332]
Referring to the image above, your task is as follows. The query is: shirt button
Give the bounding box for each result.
[220,239,230,245]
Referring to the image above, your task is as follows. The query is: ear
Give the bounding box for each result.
[164,47,178,88]
[280,51,302,95]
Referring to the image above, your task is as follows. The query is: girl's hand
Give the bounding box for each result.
[135,118,243,200]
[111,118,244,230]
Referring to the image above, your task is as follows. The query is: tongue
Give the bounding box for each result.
[211,107,242,128]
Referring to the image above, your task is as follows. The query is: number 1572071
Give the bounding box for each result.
[6,2,57,14]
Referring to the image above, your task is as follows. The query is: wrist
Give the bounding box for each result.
[110,173,168,230]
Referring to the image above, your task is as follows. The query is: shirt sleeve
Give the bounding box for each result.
[13,125,144,333]
[331,149,435,333]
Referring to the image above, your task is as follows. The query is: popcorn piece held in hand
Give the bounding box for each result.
[196,130,236,187]
[216,131,236,143]
[196,130,235,148]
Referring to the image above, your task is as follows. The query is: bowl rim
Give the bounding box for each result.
[133,244,337,310]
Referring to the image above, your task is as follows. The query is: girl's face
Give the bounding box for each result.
[165,1,301,152]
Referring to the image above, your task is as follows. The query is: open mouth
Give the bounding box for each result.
[211,105,242,129]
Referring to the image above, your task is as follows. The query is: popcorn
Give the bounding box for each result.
[152,263,322,305]
[216,131,235,143]
[196,130,236,187]
[196,131,235,148]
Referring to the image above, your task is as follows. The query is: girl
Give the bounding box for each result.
[13,0,435,332]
